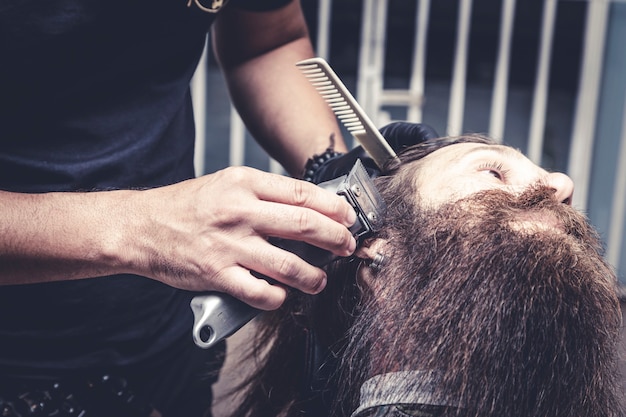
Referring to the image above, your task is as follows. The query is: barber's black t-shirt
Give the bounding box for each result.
[0,0,290,376]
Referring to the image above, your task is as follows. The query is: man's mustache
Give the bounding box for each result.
[447,184,595,243]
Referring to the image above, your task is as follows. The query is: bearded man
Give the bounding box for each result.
[226,124,624,417]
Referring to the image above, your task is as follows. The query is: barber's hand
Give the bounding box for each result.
[305,122,439,184]
[128,167,357,310]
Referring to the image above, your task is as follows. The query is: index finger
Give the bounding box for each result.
[252,173,356,228]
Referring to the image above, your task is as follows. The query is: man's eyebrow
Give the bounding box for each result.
[460,144,524,160]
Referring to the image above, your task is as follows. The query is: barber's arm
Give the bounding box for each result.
[0,170,356,310]
[0,1,359,311]
[211,0,347,176]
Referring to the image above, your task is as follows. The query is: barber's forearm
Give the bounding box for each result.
[0,170,357,311]
[219,37,345,176]
[213,2,346,177]
[0,190,135,284]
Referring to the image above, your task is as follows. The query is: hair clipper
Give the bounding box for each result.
[190,159,386,349]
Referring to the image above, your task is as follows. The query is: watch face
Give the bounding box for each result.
[188,0,230,13]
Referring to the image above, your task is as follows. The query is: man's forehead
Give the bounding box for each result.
[405,142,531,183]
[403,140,549,209]
[428,142,526,163]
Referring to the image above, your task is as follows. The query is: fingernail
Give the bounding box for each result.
[313,276,327,294]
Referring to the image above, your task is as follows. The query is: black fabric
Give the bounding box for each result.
[0,337,226,417]
[0,0,278,408]
[125,336,227,417]
[0,0,211,193]
[232,0,293,11]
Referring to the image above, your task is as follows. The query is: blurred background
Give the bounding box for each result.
[191,0,626,285]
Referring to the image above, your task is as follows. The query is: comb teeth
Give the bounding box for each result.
[297,63,367,136]
[297,57,399,169]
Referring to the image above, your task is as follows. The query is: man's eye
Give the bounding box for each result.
[486,169,502,180]
[478,162,508,181]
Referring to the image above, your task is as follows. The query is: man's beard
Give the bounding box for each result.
[336,186,623,417]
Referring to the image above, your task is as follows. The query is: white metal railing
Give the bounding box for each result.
[447,0,472,137]
[489,0,516,142]
[567,0,610,209]
[191,36,208,178]
[191,0,625,280]
[607,94,626,269]
[527,0,558,163]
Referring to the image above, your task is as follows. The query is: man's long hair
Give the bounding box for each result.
[227,136,623,417]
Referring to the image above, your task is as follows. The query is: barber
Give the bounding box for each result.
[0,1,355,416]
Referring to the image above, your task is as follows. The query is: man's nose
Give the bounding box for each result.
[546,172,574,205]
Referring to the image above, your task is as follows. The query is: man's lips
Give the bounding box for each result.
[508,209,566,234]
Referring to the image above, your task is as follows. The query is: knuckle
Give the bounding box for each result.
[295,210,315,235]
[222,165,253,185]
[332,227,351,249]
[292,180,311,206]
[210,204,237,225]
[276,255,300,279]
[209,266,234,292]
[278,259,326,295]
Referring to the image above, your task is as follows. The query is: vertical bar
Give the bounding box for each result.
[568,0,610,210]
[356,0,374,111]
[407,0,432,123]
[229,107,245,167]
[527,0,557,165]
[356,0,388,127]
[269,158,284,175]
[191,35,209,176]
[447,0,473,137]
[606,92,626,270]
[316,0,332,60]
[488,0,516,143]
